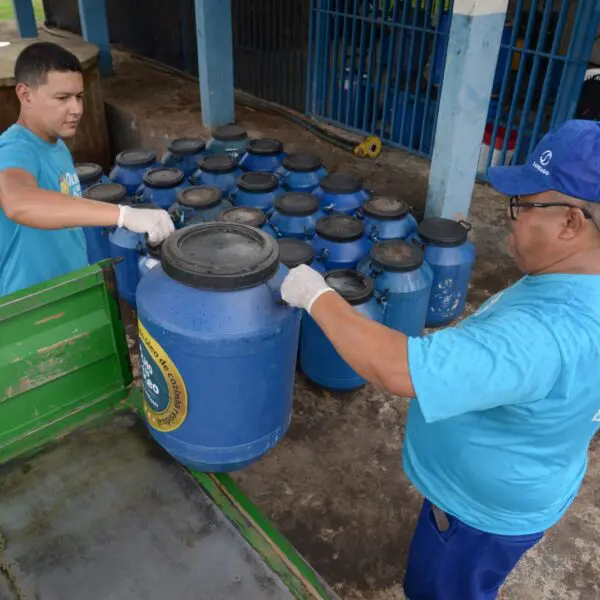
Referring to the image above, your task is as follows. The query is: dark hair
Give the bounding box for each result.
[14,42,82,86]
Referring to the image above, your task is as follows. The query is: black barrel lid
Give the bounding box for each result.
[247,138,284,156]
[417,218,470,247]
[177,185,222,209]
[363,196,410,220]
[116,149,156,167]
[282,153,322,172]
[218,206,267,228]
[274,192,319,216]
[277,239,314,269]
[324,269,373,305]
[76,162,103,184]
[161,222,279,291]
[237,172,279,193]
[143,167,185,188]
[371,240,424,272]
[316,214,364,242]
[199,153,239,174]
[320,173,362,195]
[167,137,206,156]
[211,124,248,142]
[84,182,127,204]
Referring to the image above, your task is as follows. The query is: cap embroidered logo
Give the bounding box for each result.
[539,150,553,167]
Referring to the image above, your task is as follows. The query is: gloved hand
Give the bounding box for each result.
[118,205,175,244]
[281,264,334,314]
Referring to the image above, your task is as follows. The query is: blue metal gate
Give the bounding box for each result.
[477,0,600,178]
[306,0,452,158]
[306,0,600,169]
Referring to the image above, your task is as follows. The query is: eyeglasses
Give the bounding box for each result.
[508,195,595,222]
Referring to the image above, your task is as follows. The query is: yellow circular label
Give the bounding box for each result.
[138,320,188,432]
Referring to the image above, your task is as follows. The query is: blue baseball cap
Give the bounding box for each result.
[488,119,600,203]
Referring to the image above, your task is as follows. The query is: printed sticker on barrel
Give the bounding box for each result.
[138,320,188,432]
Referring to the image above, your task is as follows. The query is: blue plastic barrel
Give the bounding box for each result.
[239,138,285,173]
[300,270,383,391]
[276,153,328,193]
[360,196,418,242]
[232,172,284,215]
[82,182,127,264]
[358,240,433,337]
[217,206,277,238]
[109,203,161,308]
[330,70,371,127]
[191,154,243,198]
[313,173,370,215]
[136,223,301,472]
[415,218,476,327]
[161,138,206,178]
[206,124,249,158]
[277,238,315,269]
[387,90,437,153]
[168,186,232,229]
[312,214,371,272]
[269,192,325,240]
[138,241,163,279]
[76,162,110,192]
[135,167,189,209]
[109,150,158,196]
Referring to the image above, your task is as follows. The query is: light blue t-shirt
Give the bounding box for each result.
[0,124,88,297]
[406,274,600,536]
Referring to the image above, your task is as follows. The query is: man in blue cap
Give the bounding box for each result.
[280,119,600,599]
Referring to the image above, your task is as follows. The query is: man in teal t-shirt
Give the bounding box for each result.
[280,120,600,600]
[0,42,174,298]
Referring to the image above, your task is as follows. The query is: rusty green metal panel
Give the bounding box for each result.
[0,261,132,464]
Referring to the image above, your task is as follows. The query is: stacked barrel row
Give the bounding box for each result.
[77,124,475,473]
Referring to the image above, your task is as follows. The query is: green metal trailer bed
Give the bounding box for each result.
[0,262,336,600]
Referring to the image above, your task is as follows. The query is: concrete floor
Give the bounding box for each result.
[1,23,598,598]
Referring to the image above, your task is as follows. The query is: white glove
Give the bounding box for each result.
[281,264,334,314]
[118,205,175,244]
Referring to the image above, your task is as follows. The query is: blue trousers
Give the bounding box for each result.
[404,500,543,600]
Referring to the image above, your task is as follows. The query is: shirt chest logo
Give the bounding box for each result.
[59,172,82,197]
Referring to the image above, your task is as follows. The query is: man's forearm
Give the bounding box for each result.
[0,169,120,229]
[309,292,415,397]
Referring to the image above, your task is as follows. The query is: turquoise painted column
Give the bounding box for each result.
[194,0,235,129]
[77,0,112,74]
[11,0,38,38]
[426,0,509,220]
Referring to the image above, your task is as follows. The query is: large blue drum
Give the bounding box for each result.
[218,206,277,238]
[360,196,417,242]
[313,173,370,215]
[232,172,284,215]
[300,270,383,391]
[239,138,285,173]
[206,124,249,158]
[191,154,243,198]
[312,214,371,272]
[415,218,476,327]
[76,162,110,192]
[82,182,126,264]
[135,167,189,209]
[161,138,206,178]
[358,240,433,337]
[168,186,233,228]
[269,192,325,240]
[109,150,158,196]
[136,223,301,472]
[275,153,328,193]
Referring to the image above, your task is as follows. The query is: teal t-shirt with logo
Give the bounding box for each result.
[0,124,88,297]
[405,274,600,535]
